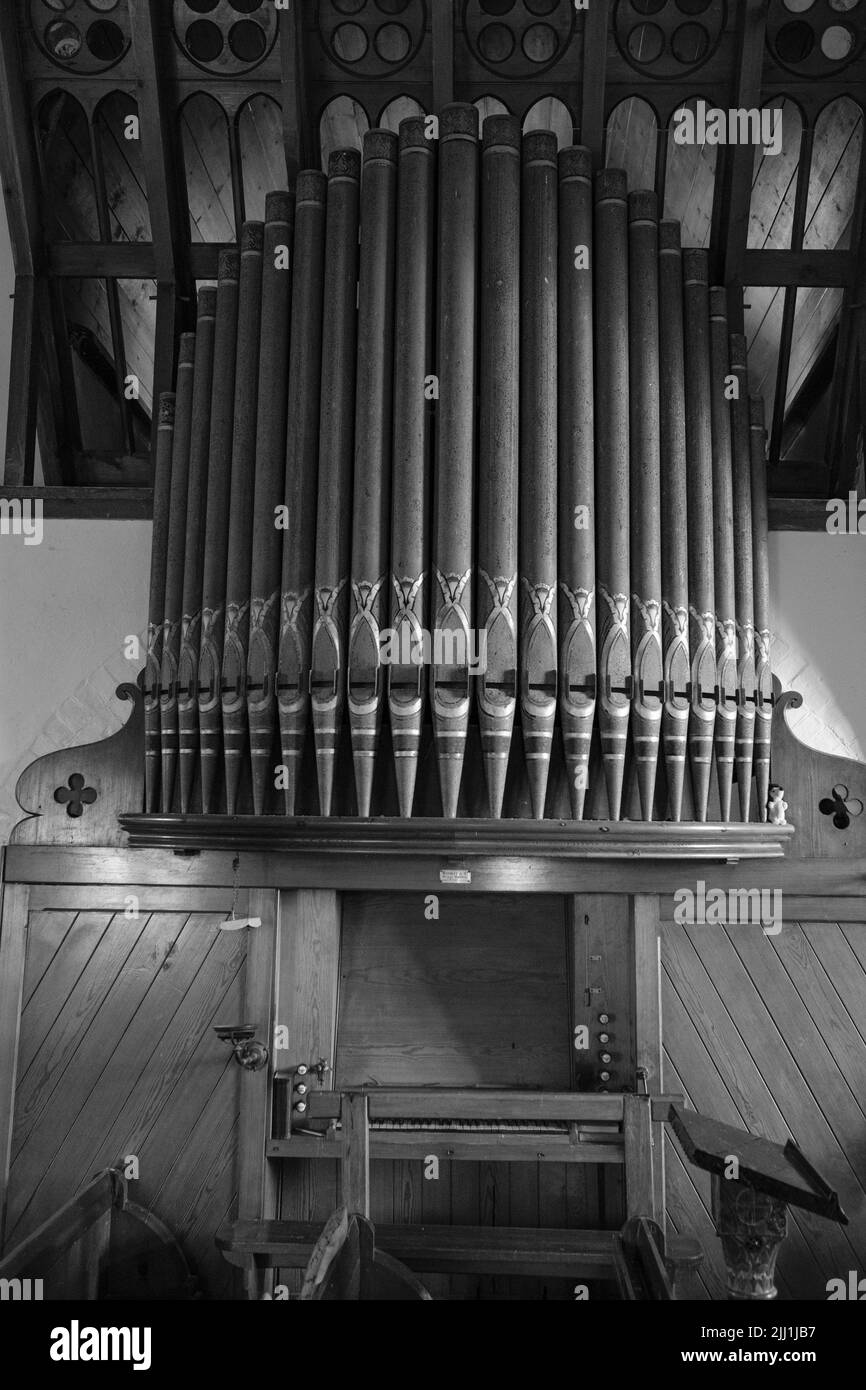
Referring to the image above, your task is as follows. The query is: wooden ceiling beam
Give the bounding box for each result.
[0,6,69,484]
[718,0,768,330]
[579,0,607,167]
[128,0,191,450]
[739,250,853,289]
[432,0,455,111]
[279,5,316,178]
[826,119,866,496]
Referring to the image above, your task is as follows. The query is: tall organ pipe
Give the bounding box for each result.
[198,251,240,814]
[750,397,773,821]
[593,169,631,821]
[558,146,596,821]
[478,114,520,818]
[682,250,717,822]
[348,130,398,818]
[730,334,756,821]
[389,117,435,818]
[658,221,690,822]
[311,150,361,816]
[431,104,479,819]
[177,289,217,814]
[145,392,175,813]
[628,191,663,821]
[159,331,196,813]
[221,222,264,814]
[278,172,326,815]
[247,191,294,815]
[709,287,739,822]
[520,131,559,820]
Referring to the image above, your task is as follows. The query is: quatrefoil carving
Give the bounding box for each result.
[819,784,864,832]
[54,773,98,819]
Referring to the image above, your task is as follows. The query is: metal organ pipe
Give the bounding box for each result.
[432,104,479,819]
[145,145,776,825]
[478,114,521,819]
[389,117,436,819]
[682,250,717,823]
[348,130,398,818]
[627,190,663,822]
[657,221,690,823]
[709,287,739,822]
[221,222,264,815]
[198,251,240,815]
[311,150,361,817]
[593,168,631,822]
[159,331,196,814]
[557,145,596,821]
[730,334,757,822]
[278,171,327,816]
[247,190,295,816]
[520,130,559,821]
[177,289,217,815]
[750,397,773,822]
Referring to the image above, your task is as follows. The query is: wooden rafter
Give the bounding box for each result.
[826,117,866,495]
[279,4,316,177]
[128,0,190,453]
[718,0,768,328]
[579,0,607,166]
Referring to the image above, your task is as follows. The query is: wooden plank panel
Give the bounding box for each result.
[725,923,866,1189]
[7,916,237,1240]
[662,940,845,1293]
[802,920,866,1035]
[0,884,29,1246]
[673,923,866,1272]
[14,912,149,1148]
[237,891,277,1225]
[338,893,569,1088]
[11,912,191,1167]
[18,912,112,1075]
[418,1153,452,1300]
[769,922,866,1117]
[277,890,340,1075]
[21,911,76,1009]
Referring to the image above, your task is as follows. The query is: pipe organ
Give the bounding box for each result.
[144,107,774,824]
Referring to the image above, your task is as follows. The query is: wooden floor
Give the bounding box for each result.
[661,907,866,1299]
[6,909,245,1299]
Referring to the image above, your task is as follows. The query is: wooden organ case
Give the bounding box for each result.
[3,0,866,1302]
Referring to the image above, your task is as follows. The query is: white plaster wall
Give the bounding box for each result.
[0,522,150,841]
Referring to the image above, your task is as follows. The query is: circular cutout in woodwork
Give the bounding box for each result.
[478,21,516,60]
[774,19,815,60]
[229,0,264,11]
[86,0,120,12]
[377,0,412,12]
[44,18,81,59]
[86,18,125,60]
[829,0,860,10]
[525,0,560,15]
[670,19,708,61]
[631,0,666,13]
[821,22,856,54]
[229,18,267,61]
[627,21,665,61]
[523,21,558,61]
[782,0,815,10]
[184,0,219,10]
[42,0,74,10]
[333,21,369,61]
[374,21,411,60]
[185,17,224,61]
[675,0,712,13]
[333,0,367,11]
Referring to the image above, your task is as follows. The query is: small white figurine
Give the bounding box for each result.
[767,784,788,826]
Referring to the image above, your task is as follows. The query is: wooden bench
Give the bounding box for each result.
[217,1218,703,1298]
